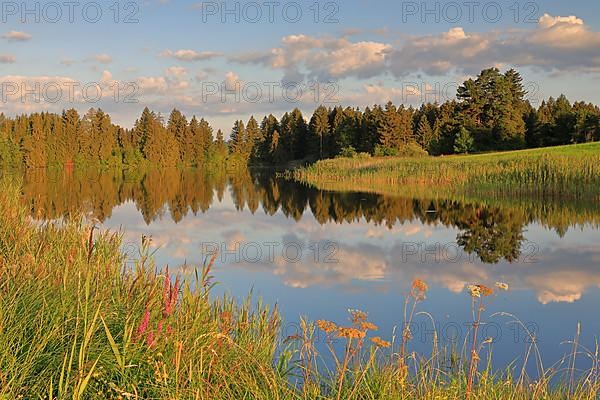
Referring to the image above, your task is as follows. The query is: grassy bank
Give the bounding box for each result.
[0,178,598,399]
[292,143,600,200]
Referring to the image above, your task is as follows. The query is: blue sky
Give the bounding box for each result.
[2,0,600,133]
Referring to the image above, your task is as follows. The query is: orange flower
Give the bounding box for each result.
[412,279,428,293]
[349,309,368,324]
[371,336,391,348]
[479,285,493,297]
[338,327,366,339]
[360,322,379,332]
[411,279,428,300]
[316,320,338,334]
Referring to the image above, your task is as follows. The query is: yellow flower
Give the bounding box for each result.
[371,336,391,348]
[467,285,481,298]
[495,282,509,291]
[467,284,493,297]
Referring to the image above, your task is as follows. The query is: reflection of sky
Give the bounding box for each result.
[101,190,600,372]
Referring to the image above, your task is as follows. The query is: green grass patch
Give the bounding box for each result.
[293,143,600,200]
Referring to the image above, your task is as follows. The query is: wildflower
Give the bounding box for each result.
[479,285,494,297]
[146,330,156,348]
[402,326,412,341]
[411,279,428,300]
[360,322,379,331]
[412,279,428,293]
[495,282,509,291]
[338,327,366,339]
[371,336,391,348]
[316,319,338,334]
[349,309,368,324]
[136,308,151,340]
[467,285,481,298]
[467,284,493,298]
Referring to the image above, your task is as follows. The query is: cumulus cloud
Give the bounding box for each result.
[93,54,113,64]
[136,76,169,94]
[223,71,242,90]
[231,14,600,82]
[135,67,191,95]
[2,30,32,41]
[160,49,221,62]
[232,34,391,83]
[100,70,114,85]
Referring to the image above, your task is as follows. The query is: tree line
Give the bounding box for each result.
[1,68,599,168]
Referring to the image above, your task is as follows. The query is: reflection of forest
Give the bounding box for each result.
[15,167,600,264]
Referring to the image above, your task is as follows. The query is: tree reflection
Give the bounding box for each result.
[15,167,600,264]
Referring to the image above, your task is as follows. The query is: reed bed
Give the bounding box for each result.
[0,177,598,399]
[293,143,600,200]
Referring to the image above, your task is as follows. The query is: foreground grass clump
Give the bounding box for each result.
[293,142,600,199]
[0,179,287,399]
[0,178,598,399]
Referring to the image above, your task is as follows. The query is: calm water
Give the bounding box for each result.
[15,168,600,375]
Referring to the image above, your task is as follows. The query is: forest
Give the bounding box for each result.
[1,68,600,168]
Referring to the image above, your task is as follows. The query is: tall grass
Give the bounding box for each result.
[0,178,289,399]
[293,143,600,200]
[0,177,598,399]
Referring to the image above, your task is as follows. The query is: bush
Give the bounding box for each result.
[374,143,428,157]
[396,142,429,157]
[338,146,357,158]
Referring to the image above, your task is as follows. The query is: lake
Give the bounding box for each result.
[14,167,600,376]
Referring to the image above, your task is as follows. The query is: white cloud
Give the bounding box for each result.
[100,70,114,85]
[232,34,391,82]
[2,30,32,41]
[93,54,113,64]
[160,49,221,62]
[232,14,600,81]
[224,71,241,90]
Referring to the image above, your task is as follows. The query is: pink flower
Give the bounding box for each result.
[136,308,150,340]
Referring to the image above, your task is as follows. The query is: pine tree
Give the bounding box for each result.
[167,109,189,163]
[309,105,330,159]
[246,116,261,163]
[212,129,228,162]
[416,114,435,152]
[229,120,247,161]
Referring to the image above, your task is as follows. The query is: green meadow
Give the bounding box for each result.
[293,143,600,201]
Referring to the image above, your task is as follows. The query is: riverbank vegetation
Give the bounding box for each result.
[0,178,598,398]
[293,142,600,200]
[1,68,600,169]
